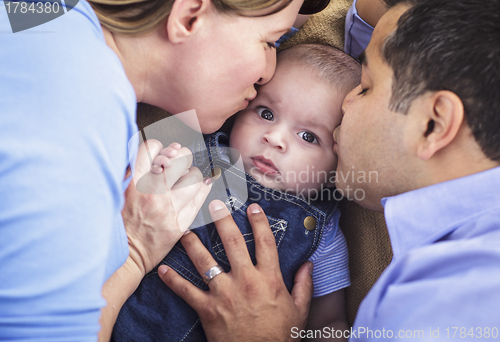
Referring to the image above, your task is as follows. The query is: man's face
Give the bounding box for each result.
[230,61,344,194]
[334,4,416,212]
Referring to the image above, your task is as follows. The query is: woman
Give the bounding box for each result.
[0,0,329,341]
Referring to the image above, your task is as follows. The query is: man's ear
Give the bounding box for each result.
[167,0,210,43]
[416,90,465,160]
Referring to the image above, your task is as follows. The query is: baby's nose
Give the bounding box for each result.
[262,130,286,152]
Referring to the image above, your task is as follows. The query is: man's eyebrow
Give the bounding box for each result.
[358,50,367,66]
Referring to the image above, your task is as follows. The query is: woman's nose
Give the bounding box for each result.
[262,129,287,152]
[256,50,277,85]
[341,84,361,116]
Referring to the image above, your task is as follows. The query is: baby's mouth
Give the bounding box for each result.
[251,156,280,175]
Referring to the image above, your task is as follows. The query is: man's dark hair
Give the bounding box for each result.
[382,0,500,162]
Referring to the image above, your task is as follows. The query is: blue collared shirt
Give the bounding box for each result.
[344,0,374,60]
[0,1,136,340]
[351,167,500,341]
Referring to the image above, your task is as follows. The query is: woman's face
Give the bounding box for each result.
[169,0,304,133]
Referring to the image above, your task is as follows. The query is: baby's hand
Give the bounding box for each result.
[150,142,183,174]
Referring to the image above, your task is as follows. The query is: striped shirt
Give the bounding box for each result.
[309,213,350,298]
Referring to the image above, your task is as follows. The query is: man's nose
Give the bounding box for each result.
[262,128,287,152]
[256,51,277,85]
[341,84,361,116]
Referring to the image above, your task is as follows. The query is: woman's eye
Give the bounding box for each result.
[258,108,274,121]
[358,88,368,96]
[298,131,318,144]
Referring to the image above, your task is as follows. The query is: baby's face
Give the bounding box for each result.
[230,61,345,194]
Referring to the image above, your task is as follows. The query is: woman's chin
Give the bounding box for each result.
[199,121,223,134]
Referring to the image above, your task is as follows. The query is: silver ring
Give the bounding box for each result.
[202,265,224,284]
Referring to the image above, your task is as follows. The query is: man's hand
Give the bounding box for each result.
[159,200,314,342]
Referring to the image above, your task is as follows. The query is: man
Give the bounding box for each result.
[159,0,500,340]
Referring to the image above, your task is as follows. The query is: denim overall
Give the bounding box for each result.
[112,133,340,342]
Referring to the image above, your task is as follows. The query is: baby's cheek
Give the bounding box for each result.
[330,154,339,172]
[302,154,338,190]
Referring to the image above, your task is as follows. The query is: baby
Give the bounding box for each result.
[113,44,361,342]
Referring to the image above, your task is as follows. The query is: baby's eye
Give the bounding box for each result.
[257,107,274,121]
[298,131,318,144]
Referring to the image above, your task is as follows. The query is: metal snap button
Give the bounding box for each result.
[303,216,316,231]
[211,167,222,181]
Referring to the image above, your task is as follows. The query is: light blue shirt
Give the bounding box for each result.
[344,0,374,60]
[351,167,500,341]
[0,1,137,340]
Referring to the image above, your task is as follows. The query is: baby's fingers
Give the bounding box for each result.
[134,139,163,183]
[160,143,182,158]
[151,143,184,174]
[151,155,171,174]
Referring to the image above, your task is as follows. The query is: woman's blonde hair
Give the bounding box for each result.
[88,0,290,35]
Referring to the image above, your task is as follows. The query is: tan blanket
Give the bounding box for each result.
[279,0,353,51]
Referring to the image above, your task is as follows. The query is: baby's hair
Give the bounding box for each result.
[277,44,361,94]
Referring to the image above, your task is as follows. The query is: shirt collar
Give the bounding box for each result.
[382,166,500,259]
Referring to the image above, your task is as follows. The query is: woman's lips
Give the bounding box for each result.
[240,92,258,110]
[252,156,279,175]
[240,99,250,110]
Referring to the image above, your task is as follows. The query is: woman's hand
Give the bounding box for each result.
[159,200,314,342]
[99,139,212,342]
[150,142,182,175]
[123,139,212,276]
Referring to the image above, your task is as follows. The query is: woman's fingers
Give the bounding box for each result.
[150,143,185,175]
[160,147,193,190]
[134,140,192,192]
[151,153,170,175]
[209,200,253,270]
[170,167,204,211]
[247,204,281,275]
[158,265,209,312]
[150,164,164,175]
[154,155,172,168]
[174,175,213,232]
[133,139,164,184]
[134,141,171,194]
